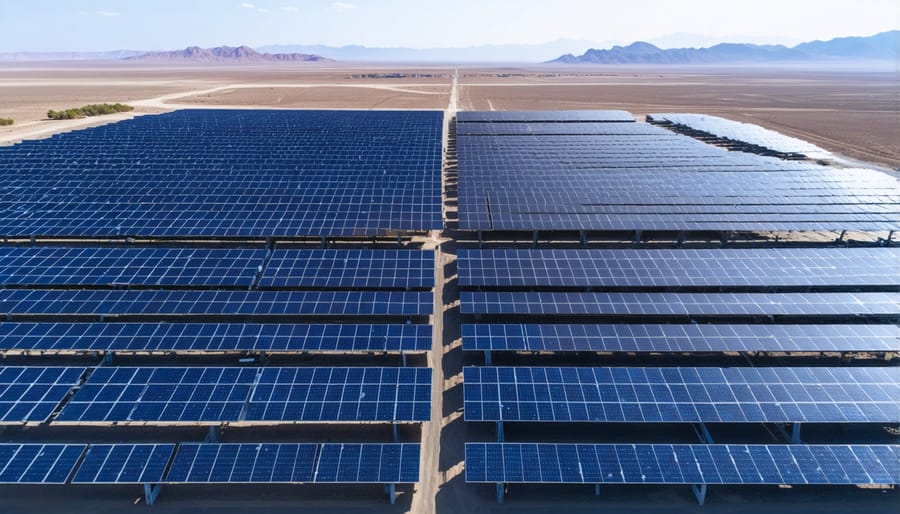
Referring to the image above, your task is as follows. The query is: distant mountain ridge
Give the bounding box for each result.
[552,30,899,64]
[127,45,331,63]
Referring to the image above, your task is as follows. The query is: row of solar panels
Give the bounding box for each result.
[0,110,443,238]
[463,366,900,424]
[0,442,419,485]
[458,248,900,288]
[647,114,833,160]
[456,113,900,232]
[0,323,431,354]
[466,443,899,485]
[0,247,435,289]
[0,366,431,425]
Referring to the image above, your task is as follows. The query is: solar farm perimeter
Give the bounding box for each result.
[0,103,898,514]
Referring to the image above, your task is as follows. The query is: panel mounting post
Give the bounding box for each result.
[677,231,686,246]
[401,352,407,367]
[594,484,601,496]
[397,232,403,246]
[477,231,483,248]
[885,231,894,247]
[634,230,642,245]
[385,483,397,504]
[143,483,163,506]
[392,423,400,443]
[692,483,707,506]
[579,230,587,247]
[496,483,505,504]
[206,425,221,443]
[483,350,492,366]
[496,420,504,442]
[320,236,328,249]
[101,352,114,366]
[836,230,846,243]
[531,230,538,248]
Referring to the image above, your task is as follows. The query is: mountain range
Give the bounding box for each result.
[126,45,330,63]
[551,31,899,64]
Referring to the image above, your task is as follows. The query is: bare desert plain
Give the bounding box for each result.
[0,61,898,514]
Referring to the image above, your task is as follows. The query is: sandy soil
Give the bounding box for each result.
[176,85,450,110]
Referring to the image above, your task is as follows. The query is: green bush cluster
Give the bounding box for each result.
[0,118,13,126]
[47,103,134,120]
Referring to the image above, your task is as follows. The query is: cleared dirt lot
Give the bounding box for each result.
[177,85,450,110]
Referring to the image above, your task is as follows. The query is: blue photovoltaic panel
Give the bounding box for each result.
[465,443,900,485]
[245,367,431,422]
[0,323,432,354]
[0,290,432,317]
[0,366,85,424]
[0,444,86,484]
[165,443,420,484]
[456,111,636,122]
[457,248,900,288]
[456,122,900,232]
[0,110,443,238]
[648,114,833,160]
[260,249,435,289]
[456,122,662,136]
[463,366,900,423]
[460,291,900,317]
[56,367,431,424]
[0,247,265,287]
[72,444,175,484]
[461,324,900,353]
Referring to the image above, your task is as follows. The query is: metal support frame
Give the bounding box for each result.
[206,425,221,443]
[401,352,407,367]
[101,352,114,366]
[531,230,539,248]
[885,231,894,246]
[483,350,492,366]
[579,230,587,247]
[634,230,642,245]
[385,483,397,504]
[496,420,504,442]
[496,483,505,504]
[692,483,707,506]
[677,231,686,246]
[836,230,847,243]
[477,230,483,248]
[594,484,601,496]
[319,236,328,249]
[143,483,163,506]
[392,423,400,443]
[397,232,403,246]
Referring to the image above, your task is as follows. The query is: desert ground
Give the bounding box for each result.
[0,61,898,514]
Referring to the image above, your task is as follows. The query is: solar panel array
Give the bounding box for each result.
[461,291,900,317]
[260,249,435,289]
[648,113,834,160]
[167,443,420,484]
[463,366,900,424]
[462,324,900,354]
[458,248,900,288]
[0,289,432,317]
[0,322,431,354]
[456,111,900,232]
[0,110,443,238]
[55,366,430,424]
[466,443,900,485]
[0,367,85,424]
[0,443,419,486]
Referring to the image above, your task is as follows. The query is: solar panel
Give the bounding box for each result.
[0,323,432,354]
[456,111,636,122]
[465,443,900,485]
[456,122,661,136]
[458,248,900,288]
[260,249,435,289]
[648,114,833,160]
[463,366,900,423]
[0,247,265,287]
[461,324,900,353]
[0,290,433,317]
[0,444,86,483]
[56,367,431,424]
[72,444,175,484]
[0,366,85,424]
[457,126,900,232]
[0,110,443,238]
[460,291,900,317]
[165,443,420,484]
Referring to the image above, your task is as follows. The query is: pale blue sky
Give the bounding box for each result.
[1,0,898,52]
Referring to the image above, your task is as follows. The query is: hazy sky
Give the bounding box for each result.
[1,0,898,51]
